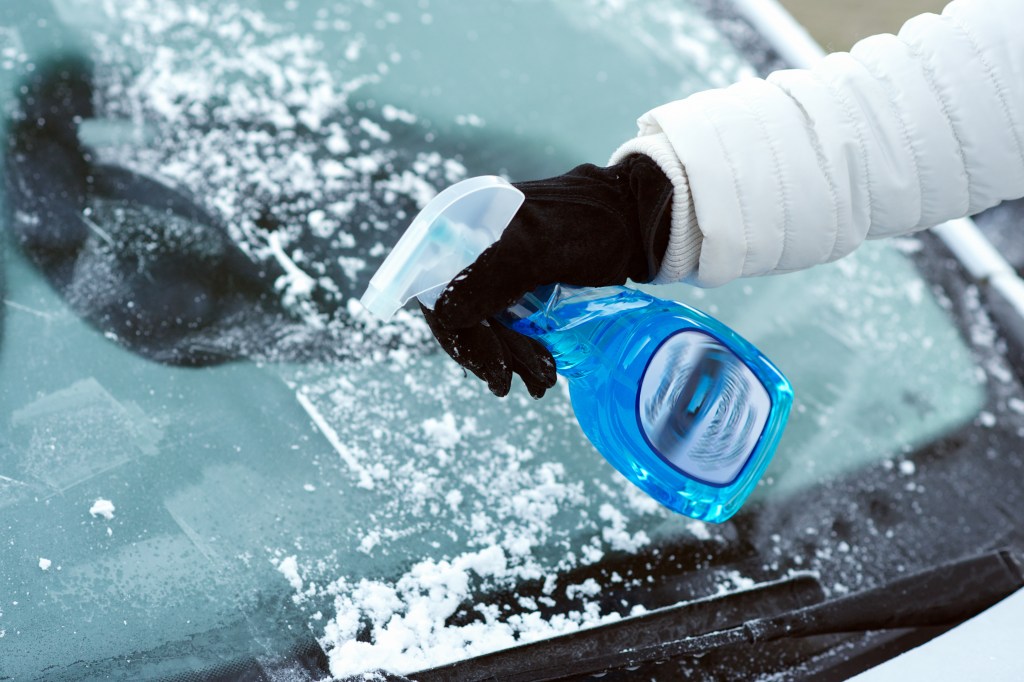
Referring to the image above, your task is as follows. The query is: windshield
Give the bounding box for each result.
[0,1,1005,680]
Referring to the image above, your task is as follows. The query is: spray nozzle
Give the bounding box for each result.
[360,176,525,320]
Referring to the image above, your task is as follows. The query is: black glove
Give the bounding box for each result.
[421,154,674,398]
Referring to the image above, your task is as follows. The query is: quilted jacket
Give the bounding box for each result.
[611,0,1024,286]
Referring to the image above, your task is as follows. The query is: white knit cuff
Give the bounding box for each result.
[609,133,701,284]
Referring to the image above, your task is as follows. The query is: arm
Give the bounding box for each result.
[425,0,1024,398]
[612,0,1024,286]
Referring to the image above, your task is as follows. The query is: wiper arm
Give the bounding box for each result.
[411,549,1024,682]
[648,548,1023,661]
[725,548,1023,643]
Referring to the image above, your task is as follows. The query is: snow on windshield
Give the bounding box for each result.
[92,2,458,332]
[80,0,745,676]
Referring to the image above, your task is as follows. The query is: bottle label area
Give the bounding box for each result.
[637,331,771,486]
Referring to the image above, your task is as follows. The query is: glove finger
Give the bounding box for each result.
[433,238,540,329]
[492,322,557,399]
[420,303,513,397]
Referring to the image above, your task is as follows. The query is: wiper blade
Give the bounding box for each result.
[412,549,1024,682]
[411,572,826,682]
[724,548,1023,643]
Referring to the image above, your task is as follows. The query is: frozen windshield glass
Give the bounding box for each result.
[0,0,990,679]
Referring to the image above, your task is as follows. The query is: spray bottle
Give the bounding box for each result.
[361,176,792,522]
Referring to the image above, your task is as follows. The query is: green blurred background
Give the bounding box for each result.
[779,0,948,52]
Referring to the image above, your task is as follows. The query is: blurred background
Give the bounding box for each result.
[779,0,948,52]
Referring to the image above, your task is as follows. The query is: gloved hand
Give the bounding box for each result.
[421,154,674,398]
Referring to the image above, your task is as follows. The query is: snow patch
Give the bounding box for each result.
[322,545,623,677]
[89,499,116,520]
[382,104,417,124]
[445,489,463,512]
[566,578,601,600]
[276,555,304,592]
[358,531,381,555]
[422,413,461,449]
[598,504,650,553]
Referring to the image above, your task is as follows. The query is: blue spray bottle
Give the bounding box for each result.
[361,177,792,523]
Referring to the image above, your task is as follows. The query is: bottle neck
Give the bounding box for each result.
[501,284,553,322]
[499,284,603,378]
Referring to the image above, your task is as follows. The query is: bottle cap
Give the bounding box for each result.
[359,176,524,320]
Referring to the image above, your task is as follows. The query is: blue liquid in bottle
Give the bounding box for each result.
[502,284,792,523]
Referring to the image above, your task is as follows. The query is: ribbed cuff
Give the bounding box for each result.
[609,133,701,283]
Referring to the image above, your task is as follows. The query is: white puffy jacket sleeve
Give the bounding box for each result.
[611,0,1024,287]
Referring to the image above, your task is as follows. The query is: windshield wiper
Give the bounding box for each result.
[411,549,1024,682]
